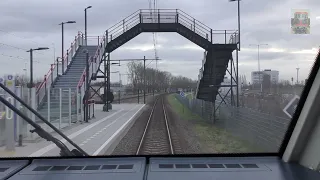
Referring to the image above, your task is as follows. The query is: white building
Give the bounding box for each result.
[251,69,279,84]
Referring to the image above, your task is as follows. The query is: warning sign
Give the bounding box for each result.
[5,74,15,88]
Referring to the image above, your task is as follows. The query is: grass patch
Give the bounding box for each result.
[167,94,201,120]
[167,94,262,153]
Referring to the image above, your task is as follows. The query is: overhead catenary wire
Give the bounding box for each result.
[0,53,49,64]
[0,42,28,51]
[0,29,43,45]
[0,29,54,56]
[146,0,160,68]
[1,53,28,61]
[0,42,47,56]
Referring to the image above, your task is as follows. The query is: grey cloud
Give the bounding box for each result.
[0,0,150,35]
[0,0,318,82]
[239,51,296,62]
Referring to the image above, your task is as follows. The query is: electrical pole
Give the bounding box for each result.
[144,56,146,104]
[119,73,121,87]
[229,0,241,50]
[249,44,268,92]
[296,67,300,84]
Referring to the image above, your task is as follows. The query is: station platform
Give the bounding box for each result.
[0,103,145,157]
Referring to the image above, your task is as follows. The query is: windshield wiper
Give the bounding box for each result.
[0,83,88,156]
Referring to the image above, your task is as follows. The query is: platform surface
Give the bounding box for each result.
[0,104,145,157]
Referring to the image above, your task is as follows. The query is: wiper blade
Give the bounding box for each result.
[0,83,88,156]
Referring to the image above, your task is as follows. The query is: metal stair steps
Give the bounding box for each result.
[37,45,98,120]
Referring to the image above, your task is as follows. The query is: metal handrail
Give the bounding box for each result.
[107,10,140,32]
[106,9,238,46]
[35,32,84,109]
[36,32,84,94]
[77,36,106,89]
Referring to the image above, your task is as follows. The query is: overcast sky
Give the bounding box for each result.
[0,0,319,85]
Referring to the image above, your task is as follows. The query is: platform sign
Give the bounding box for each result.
[0,77,4,120]
[283,95,300,118]
[4,74,15,151]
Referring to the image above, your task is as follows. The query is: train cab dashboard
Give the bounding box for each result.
[0,156,319,180]
[1,51,320,180]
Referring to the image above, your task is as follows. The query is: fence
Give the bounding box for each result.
[175,93,215,123]
[0,87,31,145]
[39,88,78,126]
[216,105,291,152]
[239,93,296,118]
[174,93,291,152]
[0,85,96,143]
[91,90,159,104]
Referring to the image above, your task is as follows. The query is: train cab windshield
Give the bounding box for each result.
[0,0,319,159]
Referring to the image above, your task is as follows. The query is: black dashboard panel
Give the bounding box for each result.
[4,157,320,180]
[8,157,146,180]
[0,160,28,180]
[148,157,320,180]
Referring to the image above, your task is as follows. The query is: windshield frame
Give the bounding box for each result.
[278,49,320,157]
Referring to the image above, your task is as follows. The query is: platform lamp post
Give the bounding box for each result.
[59,21,76,75]
[229,0,241,50]
[26,47,50,89]
[84,49,90,122]
[84,6,92,46]
[229,0,241,107]
[26,47,49,126]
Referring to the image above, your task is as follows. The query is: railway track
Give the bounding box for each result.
[136,96,174,155]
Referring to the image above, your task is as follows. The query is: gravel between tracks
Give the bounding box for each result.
[111,94,203,155]
[111,101,154,155]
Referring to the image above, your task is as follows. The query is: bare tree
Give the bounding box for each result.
[127,61,197,93]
